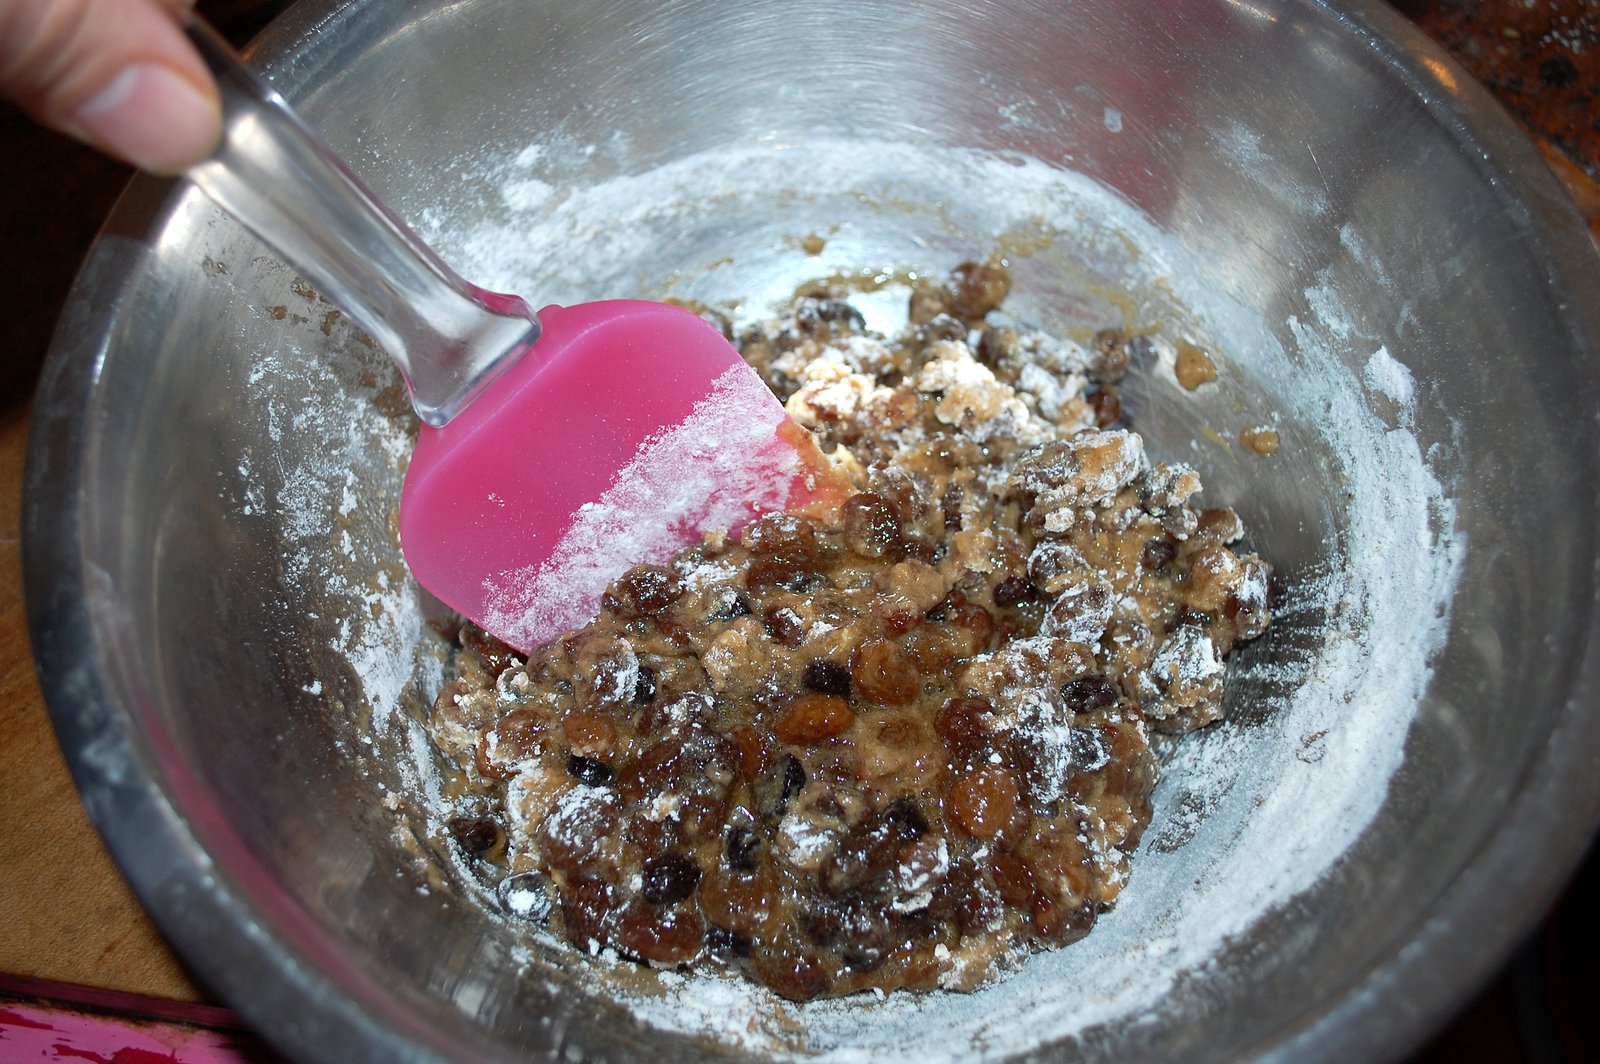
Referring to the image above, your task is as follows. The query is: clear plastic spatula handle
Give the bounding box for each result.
[184,19,540,427]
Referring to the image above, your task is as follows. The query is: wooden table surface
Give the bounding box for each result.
[0,1,1595,1058]
[0,404,201,1001]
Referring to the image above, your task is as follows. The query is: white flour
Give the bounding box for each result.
[251,137,1461,1058]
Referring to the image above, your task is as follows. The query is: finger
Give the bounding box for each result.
[0,0,220,172]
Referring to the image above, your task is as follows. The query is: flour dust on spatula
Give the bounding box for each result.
[480,363,824,651]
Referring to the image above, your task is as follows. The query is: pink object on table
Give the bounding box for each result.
[400,300,825,652]
[0,978,267,1063]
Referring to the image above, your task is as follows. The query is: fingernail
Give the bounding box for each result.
[73,64,220,173]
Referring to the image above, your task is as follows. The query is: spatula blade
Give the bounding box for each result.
[399,300,818,652]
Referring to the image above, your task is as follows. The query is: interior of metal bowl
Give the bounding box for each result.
[25,1,1600,1062]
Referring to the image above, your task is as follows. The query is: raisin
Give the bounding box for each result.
[567,753,615,786]
[904,625,958,672]
[730,725,772,781]
[1043,581,1111,645]
[800,902,841,947]
[940,485,964,530]
[764,605,806,648]
[699,868,774,934]
[991,852,1036,908]
[950,260,1011,320]
[447,816,505,861]
[802,659,852,698]
[834,899,896,972]
[569,633,639,709]
[641,853,703,905]
[900,537,940,567]
[726,825,762,873]
[742,513,821,566]
[926,860,968,920]
[1141,537,1178,573]
[1000,728,1057,804]
[878,602,921,637]
[795,297,866,335]
[992,576,1039,609]
[908,279,953,325]
[605,565,682,617]
[1540,55,1578,89]
[460,624,519,676]
[781,754,807,798]
[744,516,823,591]
[1062,676,1120,714]
[563,711,618,757]
[1089,387,1122,428]
[959,884,1002,934]
[873,471,925,523]
[1027,542,1081,592]
[621,815,674,858]
[920,313,967,344]
[945,766,1020,839]
[753,754,808,821]
[1068,726,1112,774]
[850,639,920,705]
[896,938,946,994]
[630,739,688,787]
[753,934,832,1001]
[822,819,903,897]
[476,706,547,779]
[1104,729,1155,800]
[1093,328,1131,382]
[842,493,902,558]
[975,325,1007,368]
[776,694,855,744]
[633,663,657,705]
[561,876,617,947]
[615,901,704,965]
[934,861,1002,934]
[705,925,753,961]
[1034,895,1097,944]
[896,836,949,897]
[935,696,991,762]
[633,726,735,798]
[746,557,806,591]
[680,789,734,845]
[944,599,995,656]
[876,716,921,750]
[881,797,928,841]
[708,590,751,621]
[537,789,620,874]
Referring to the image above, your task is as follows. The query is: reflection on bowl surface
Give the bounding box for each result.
[24,1,1600,1062]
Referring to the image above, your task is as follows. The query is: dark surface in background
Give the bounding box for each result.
[0,0,284,409]
[1394,0,1599,180]
[0,1,1595,1061]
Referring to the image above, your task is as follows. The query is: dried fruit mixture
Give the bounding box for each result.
[426,262,1271,1001]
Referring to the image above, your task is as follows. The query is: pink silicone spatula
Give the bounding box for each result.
[186,22,830,651]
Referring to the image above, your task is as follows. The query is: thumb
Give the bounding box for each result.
[0,0,220,172]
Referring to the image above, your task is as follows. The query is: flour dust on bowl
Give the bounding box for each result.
[22,1,1600,1062]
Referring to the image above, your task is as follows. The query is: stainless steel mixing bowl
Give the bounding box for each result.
[24,0,1600,1061]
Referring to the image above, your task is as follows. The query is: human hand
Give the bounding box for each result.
[1,0,219,172]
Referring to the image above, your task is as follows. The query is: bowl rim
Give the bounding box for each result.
[23,1,1600,1062]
